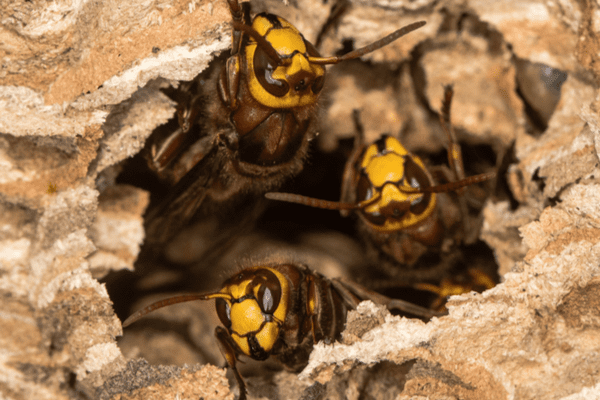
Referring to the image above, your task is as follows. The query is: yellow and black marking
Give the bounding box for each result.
[355,135,437,233]
[245,13,325,108]
[264,127,494,233]
[140,0,427,248]
[265,88,496,249]
[122,263,438,400]
[223,10,424,165]
[214,267,289,359]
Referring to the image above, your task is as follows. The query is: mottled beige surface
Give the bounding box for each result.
[1,0,599,399]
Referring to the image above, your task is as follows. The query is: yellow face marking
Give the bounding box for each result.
[231,333,250,355]
[363,152,405,188]
[363,184,435,232]
[386,136,410,155]
[244,15,325,109]
[265,27,307,56]
[271,53,312,80]
[220,266,290,356]
[254,321,279,353]
[223,279,252,300]
[230,299,264,336]
[358,136,438,233]
[252,14,299,38]
[361,137,409,171]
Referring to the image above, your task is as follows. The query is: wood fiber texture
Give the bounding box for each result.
[1,0,599,399]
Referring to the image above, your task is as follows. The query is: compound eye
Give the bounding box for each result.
[403,157,432,215]
[254,45,289,97]
[304,40,325,95]
[215,298,232,329]
[255,271,282,314]
[356,172,374,203]
[312,75,324,94]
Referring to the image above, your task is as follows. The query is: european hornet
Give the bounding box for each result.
[415,267,496,312]
[138,0,427,251]
[266,86,497,282]
[122,262,438,400]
